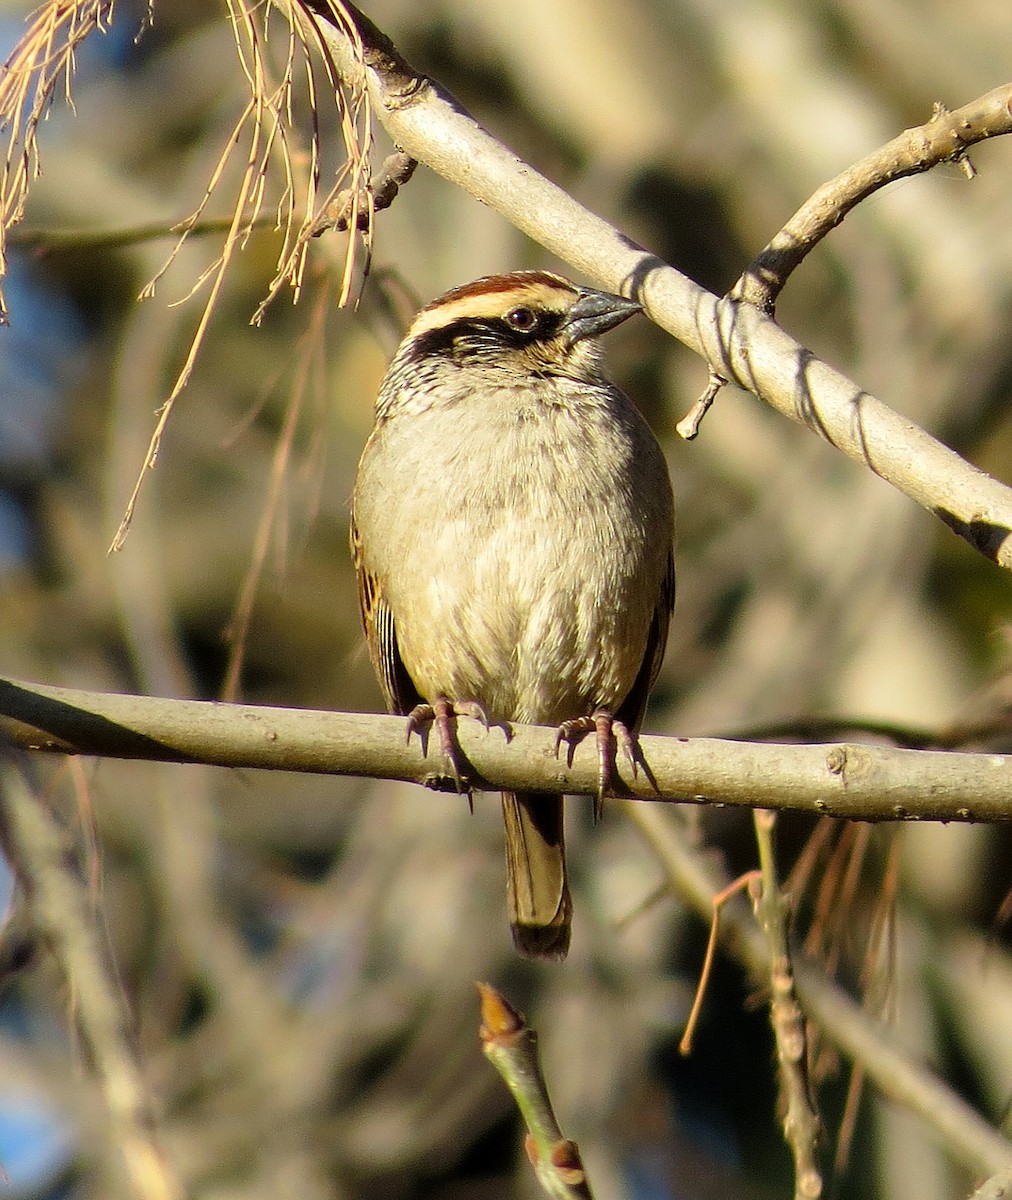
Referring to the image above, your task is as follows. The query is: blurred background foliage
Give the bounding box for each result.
[1,1,1011,1197]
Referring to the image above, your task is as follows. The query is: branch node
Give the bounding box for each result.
[316,151,417,234]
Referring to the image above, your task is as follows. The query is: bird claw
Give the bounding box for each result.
[405,696,490,798]
[554,707,637,821]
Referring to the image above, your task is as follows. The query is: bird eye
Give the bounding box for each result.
[504,305,537,332]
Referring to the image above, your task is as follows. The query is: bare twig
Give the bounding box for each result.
[679,870,760,1056]
[2,677,1012,822]
[317,149,416,233]
[478,984,593,1199]
[675,89,1012,436]
[5,214,277,252]
[752,810,823,1200]
[675,368,726,441]
[731,91,1012,316]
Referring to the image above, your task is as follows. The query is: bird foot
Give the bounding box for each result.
[554,706,638,821]
[406,696,490,797]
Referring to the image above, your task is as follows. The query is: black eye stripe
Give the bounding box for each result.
[410,311,565,358]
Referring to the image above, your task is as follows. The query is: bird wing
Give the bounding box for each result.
[615,547,675,732]
[350,513,422,717]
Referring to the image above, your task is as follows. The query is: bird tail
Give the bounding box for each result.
[501,792,572,959]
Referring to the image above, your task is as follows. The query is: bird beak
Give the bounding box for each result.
[561,288,642,346]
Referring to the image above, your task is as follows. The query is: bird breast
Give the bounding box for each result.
[354,380,672,725]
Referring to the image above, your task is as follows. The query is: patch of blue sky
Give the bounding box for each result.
[0,855,76,1195]
[0,256,86,466]
[0,1096,75,1196]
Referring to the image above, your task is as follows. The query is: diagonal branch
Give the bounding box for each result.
[731,90,1012,314]
[290,1,1012,569]
[478,984,594,1199]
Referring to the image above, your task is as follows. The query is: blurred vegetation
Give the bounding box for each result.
[1,2,1011,1198]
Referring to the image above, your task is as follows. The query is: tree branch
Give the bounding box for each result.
[1,677,1011,823]
[968,1169,1012,1200]
[291,1,1012,568]
[478,984,594,1199]
[752,810,823,1200]
[731,89,1012,314]
[624,802,1012,1178]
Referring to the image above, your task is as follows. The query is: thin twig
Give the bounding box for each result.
[679,870,759,1056]
[730,94,1012,316]
[681,93,1012,434]
[675,90,1012,437]
[6,214,278,251]
[752,809,823,1200]
[675,369,726,441]
[316,149,416,233]
[478,984,593,1199]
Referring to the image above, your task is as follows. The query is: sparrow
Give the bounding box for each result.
[351,271,675,959]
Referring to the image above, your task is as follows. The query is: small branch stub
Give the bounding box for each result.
[676,368,727,440]
[317,151,417,234]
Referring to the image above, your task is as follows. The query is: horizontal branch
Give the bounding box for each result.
[2,678,1010,823]
[295,2,1012,568]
